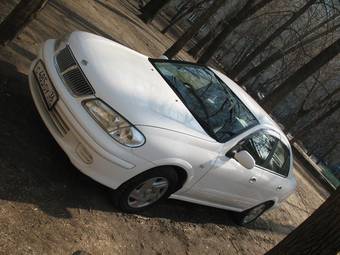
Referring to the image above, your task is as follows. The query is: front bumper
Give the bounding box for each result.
[28,39,154,189]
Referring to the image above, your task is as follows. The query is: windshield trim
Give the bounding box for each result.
[149,58,259,143]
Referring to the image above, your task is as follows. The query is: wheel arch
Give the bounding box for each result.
[115,164,191,193]
[151,158,194,190]
[145,164,190,192]
[167,165,189,192]
[242,199,276,213]
[265,200,275,208]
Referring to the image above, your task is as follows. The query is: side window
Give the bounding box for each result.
[233,130,291,176]
[265,141,290,176]
[238,131,277,169]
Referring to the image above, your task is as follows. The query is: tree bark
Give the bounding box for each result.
[164,0,226,59]
[0,0,48,45]
[265,188,340,255]
[262,38,340,112]
[230,0,317,78]
[197,0,273,64]
[139,0,172,23]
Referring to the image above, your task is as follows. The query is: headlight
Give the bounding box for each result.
[83,99,145,147]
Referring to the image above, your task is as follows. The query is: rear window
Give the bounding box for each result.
[151,60,259,143]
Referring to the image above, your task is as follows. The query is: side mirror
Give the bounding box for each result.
[234,150,255,169]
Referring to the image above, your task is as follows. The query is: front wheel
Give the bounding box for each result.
[233,202,271,226]
[111,167,178,213]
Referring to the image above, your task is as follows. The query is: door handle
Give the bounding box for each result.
[276,185,283,191]
[249,177,257,183]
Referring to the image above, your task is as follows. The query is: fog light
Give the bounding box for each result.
[76,143,93,164]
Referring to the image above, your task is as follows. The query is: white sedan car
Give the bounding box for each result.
[29,31,296,225]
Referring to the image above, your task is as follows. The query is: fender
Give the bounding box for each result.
[152,158,195,191]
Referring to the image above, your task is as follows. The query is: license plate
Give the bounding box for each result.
[33,61,58,110]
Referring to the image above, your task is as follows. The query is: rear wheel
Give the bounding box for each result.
[111,167,178,213]
[234,202,271,225]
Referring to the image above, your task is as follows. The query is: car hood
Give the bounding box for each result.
[68,32,215,142]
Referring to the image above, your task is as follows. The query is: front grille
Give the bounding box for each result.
[56,46,77,72]
[56,46,94,97]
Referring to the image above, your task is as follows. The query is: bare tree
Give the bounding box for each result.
[229,0,318,78]
[265,188,340,255]
[239,16,340,84]
[197,0,274,64]
[0,0,48,45]
[164,0,226,59]
[262,38,340,112]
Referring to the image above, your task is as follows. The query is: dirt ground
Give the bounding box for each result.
[0,0,326,254]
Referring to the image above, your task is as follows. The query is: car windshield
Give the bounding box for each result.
[152,60,259,143]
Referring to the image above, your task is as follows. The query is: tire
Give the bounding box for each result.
[111,167,178,213]
[233,202,272,226]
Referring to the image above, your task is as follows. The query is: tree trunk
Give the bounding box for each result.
[230,0,317,78]
[161,1,205,34]
[239,22,340,84]
[0,0,48,45]
[188,30,213,57]
[163,0,226,59]
[197,0,273,64]
[161,2,191,34]
[188,18,228,57]
[265,188,340,255]
[262,38,340,112]
[139,0,172,23]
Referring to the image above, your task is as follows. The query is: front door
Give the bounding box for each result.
[190,129,289,211]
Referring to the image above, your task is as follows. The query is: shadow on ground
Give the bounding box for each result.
[0,60,293,235]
